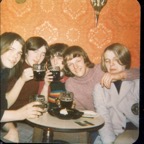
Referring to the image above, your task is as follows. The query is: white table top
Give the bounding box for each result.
[27,111,104,132]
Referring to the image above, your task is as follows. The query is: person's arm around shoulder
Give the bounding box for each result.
[100,68,139,89]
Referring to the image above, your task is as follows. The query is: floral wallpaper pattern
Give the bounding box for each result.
[1,0,140,67]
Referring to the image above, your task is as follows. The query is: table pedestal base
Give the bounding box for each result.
[42,128,53,142]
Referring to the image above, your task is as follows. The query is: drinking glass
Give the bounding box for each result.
[29,94,48,109]
[33,64,46,81]
[49,66,60,81]
[56,92,74,109]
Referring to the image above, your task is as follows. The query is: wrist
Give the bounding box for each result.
[19,76,26,84]
[15,109,25,121]
[44,82,50,87]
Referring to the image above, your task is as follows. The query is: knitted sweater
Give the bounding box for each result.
[38,76,68,108]
[65,64,139,111]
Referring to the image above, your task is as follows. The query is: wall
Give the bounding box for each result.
[0,0,140,67]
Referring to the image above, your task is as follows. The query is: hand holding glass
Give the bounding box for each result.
[29,94,48,110]
[49,66,60,81]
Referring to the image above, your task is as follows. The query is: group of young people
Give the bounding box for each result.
[0,32,139,143]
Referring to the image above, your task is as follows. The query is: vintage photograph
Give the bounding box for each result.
[0,0,141,143]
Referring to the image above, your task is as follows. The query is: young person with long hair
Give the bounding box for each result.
[93,43,139,144]
[0,32,44,143]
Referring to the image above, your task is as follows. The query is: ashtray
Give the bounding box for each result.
[48,107,84,120]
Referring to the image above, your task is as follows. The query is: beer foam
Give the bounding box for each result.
[61,98,72,102]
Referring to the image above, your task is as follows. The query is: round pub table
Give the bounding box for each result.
[27,111,104,143]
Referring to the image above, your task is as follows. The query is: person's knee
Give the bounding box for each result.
[114,130,139,144]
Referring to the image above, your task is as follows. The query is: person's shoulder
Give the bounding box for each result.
[65,77,73,83]
[94,82,102,90]
[124,78,139,84]
[91,64,101,72]
[132,79,139,86]
[94,63,101,69]
[133,79,139,82]
[92,64,103,75]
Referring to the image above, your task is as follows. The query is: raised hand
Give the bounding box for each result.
[43,69,53,86]
[20,67,34,82]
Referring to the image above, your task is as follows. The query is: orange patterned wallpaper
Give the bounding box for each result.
[0,0,140,68]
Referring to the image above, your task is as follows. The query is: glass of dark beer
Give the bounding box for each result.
[33,64,46,81]
[56,92,74,109]
[49,66,60,81]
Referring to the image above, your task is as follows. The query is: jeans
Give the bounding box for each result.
[88,131,99,144]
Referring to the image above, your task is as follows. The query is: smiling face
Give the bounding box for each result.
[104,50,126,74]
[66,56,89,77]
[1,40,23,68]
[25,45,46,66]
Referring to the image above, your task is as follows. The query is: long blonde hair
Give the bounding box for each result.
[101,43,131,72]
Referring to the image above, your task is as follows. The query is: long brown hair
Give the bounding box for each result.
[0,32,25,79]
[24,36,49,64]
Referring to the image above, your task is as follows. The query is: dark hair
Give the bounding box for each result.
[0,32,25,79]
[47,43,68,68]
[24,36,49,63]
[101,43,131,72]
[63,45,94,77]
[0,32,25,55]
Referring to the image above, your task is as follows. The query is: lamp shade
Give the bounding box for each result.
[90,0,107,25]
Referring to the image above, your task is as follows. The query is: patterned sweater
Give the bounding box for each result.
[39,76,68,108]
